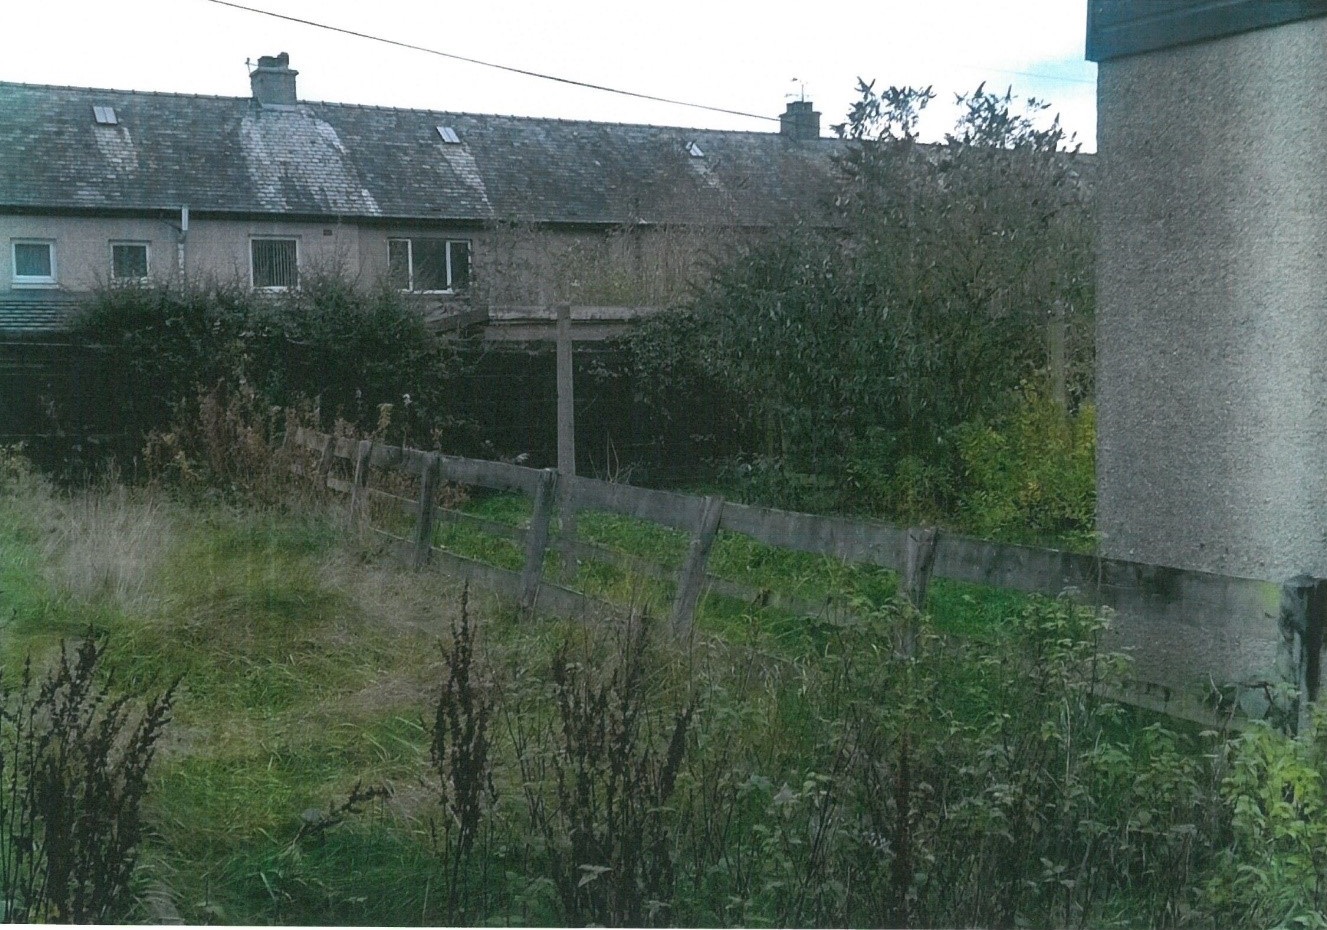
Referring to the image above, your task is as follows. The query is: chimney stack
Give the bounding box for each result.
[780,100,821,141]
[250,52,298,106]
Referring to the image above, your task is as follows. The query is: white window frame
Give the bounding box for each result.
[12,239,56,287]
[388,237,470,293]
[110,241,150,283]
[250,236,299,290]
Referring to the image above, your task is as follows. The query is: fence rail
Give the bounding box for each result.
[286,427,1320,729]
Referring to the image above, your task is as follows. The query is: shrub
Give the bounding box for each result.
[1205,720,1327,929]
[956,380,1096,545]
[252,274,457,441]
[808,596,1220,928]
[622,82,1092,518]
[142,378,290,496]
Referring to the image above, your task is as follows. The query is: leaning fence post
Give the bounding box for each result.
[347,439,373,527]
[519,469,559,612]
[671,495,725,635]
[901,526,939,657]
[284,426,304,477]
[316,431,337,484]
[412,452,440,569]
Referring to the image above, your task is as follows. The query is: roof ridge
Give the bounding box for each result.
[308,97,786,136]
[0,79,803,138]
[0,79,247,104]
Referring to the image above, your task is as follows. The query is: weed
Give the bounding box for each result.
[512,614,692,927]
[429,585,497,920]
[0,634,176,922]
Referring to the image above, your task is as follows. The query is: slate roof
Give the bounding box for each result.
[0,81,845,227]
[0,291,83,335]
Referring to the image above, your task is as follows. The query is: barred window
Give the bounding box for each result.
[251,238,298,289]
[388,237,470,292]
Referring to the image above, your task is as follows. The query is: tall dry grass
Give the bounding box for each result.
[41,485,178,615]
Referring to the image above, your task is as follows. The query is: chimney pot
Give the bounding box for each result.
[780,100,821,141]
[250,52,298,106]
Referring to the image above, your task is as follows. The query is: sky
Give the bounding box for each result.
[5,0,1097,150]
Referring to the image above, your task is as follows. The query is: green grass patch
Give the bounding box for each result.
[577,510,690,566]
[432,492,1038,650]
[433,519,526,571]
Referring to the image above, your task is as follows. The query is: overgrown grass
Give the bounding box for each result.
[0,457,462,924]
[4,453,1325,927]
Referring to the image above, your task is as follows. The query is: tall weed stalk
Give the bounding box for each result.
[514,614,692,927]
[429,586,496,921]
[0,635,176,923]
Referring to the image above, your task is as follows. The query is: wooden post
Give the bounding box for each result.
[284,426,304,477]
[519,468,558,611]
[555,303,578,581]
[413,453,440,569]
[671,495,724,635]
[347,439,372,527]
[281,424,297,455]
[903,526,939,610]
[1048,298,1068,414]
[316,432,337,483]
[556,302,576,477]
[901,526,939,657]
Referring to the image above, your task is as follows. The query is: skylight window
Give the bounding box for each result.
[687,141,704,158]
[436,126,460,144]
[92,105,118,125]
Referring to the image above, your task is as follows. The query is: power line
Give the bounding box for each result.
[948,62,1096,87]
[199,0,780,123]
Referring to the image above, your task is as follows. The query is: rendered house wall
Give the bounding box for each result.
[1095,15,1327,580]
[0,213,726,309]
[0,215,365,292]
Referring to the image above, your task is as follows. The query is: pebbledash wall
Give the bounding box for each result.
[1090,3,1327,582]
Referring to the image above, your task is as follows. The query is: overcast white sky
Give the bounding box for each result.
[5,0,1097,150]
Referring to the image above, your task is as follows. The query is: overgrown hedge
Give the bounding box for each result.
[70,275,459,450]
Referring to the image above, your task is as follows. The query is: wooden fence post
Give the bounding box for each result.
[347,439,372,527]
[284,426,304,477]
[316,432,337,485]
[556,303,578,582]
[555,478,581,584]
[671,495,725,635]
[413,452,440,569]
[519,468,558,612]
[901,526,939,657]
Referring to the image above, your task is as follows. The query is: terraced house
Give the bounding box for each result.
[0,53,841,339]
